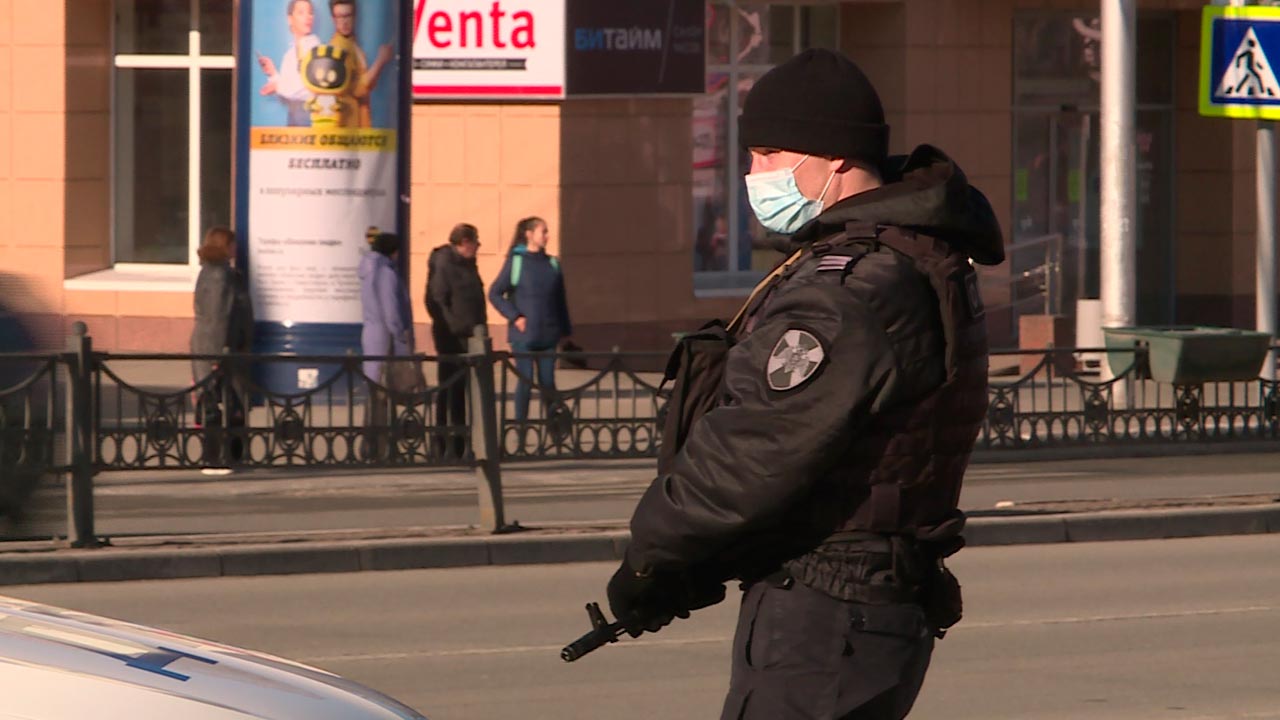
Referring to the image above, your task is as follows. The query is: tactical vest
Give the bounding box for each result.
[658,222,988,551]
[835,225,987,544]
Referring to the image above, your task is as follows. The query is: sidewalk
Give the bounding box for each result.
[2,452,1279,586]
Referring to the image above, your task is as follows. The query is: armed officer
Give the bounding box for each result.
[604,49,1004,719]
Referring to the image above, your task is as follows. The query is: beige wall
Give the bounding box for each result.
[407,97,738,353]
[1,0,66,345]
[407,102,563,351]
[1,0,118,350]
[7,0,1277,355]
[560,97,740,350]
[841,0,1015,344]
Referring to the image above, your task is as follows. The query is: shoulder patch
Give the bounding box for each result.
[766,329,826,391]
[816,254,857,273]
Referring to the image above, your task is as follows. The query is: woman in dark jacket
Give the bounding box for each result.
[190,227,254,474]
[488,217,572,421]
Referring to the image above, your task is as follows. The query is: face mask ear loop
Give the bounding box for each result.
[790,155,811,173]
[815,166,838,206]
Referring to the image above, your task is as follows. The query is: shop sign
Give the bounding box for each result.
[412,0,566,99]
[566,0,705,96]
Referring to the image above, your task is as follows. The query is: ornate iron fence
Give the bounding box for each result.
[496,351,668,461]
[5,325,1280,544]
[982,347,1280,449]
[94,352,476,471]
[0,353,63,523]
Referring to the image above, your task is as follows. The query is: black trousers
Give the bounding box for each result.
[720,578,934,720]
[434,335,469,458]
[198,378,245,467]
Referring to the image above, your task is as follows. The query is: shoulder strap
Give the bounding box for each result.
[727,223,885,334]
[511,254,523,287]
[550,257,561,273]
[727,248,804,334]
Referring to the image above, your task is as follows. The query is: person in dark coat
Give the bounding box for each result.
[190,227,254,474]
[488,216,573,422]
[426,223,485,457]
[603,50,1004,720]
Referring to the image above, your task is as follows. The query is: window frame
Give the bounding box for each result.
[693,1,841,297]
[1009,9,1178,325]
[110,0,235,269]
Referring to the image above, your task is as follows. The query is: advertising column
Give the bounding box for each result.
[236,0,411,393]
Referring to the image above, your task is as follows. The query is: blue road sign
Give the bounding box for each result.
[1201,5,1280,119]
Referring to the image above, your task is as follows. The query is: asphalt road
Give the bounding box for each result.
[50,451,1280,538]
[6,534,1280,719]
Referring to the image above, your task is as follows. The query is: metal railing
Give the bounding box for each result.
[5,325,1280,546]
[497,350,667,461]
[982,346,1280,449]
[93,352,476,471]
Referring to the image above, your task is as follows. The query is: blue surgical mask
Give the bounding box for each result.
[744,156,837,235]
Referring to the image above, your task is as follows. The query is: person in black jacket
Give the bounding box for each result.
[488,217,573,422]
[604,50,1004,720]
[425,223,485,458]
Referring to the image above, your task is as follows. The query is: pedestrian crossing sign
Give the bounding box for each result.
[1201,5,1280,119]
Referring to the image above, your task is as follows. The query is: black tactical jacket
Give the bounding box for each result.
[627,145,1004,588]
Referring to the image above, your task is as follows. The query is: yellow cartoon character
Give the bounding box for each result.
[301,44,353,127]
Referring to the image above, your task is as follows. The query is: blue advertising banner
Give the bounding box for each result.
[236,0,411,391]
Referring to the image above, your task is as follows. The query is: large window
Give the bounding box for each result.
[1011,12,1175,325]
[113,0,234,265]
[693,2,839,295]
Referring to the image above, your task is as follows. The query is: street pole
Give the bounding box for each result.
[1258,121,1277,379]
[1228,0,1279,381]
[1101,0,1137,402]
[467,325,506,533]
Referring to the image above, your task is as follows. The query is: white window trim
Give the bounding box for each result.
[82,0,235,292]
[63,264,199,293]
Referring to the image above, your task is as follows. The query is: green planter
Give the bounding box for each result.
[1102,326,1272,384]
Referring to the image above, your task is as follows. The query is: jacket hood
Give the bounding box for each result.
[358,250,393,279]
[789,144,1005,265]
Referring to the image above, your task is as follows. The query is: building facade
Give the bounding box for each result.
[0,0,1268,355]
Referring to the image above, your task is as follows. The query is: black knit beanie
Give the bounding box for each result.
[739,49,889,168]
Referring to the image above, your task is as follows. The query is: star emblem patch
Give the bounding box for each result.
[766,329,826,391]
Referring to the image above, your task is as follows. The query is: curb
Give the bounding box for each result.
[970,440,1280,464]
[2,505,1279,587]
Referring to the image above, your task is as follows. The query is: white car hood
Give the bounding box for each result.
[0,595,426,720]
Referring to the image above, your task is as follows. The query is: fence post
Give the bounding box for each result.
[467,325,506,532]
[64,322,98,548]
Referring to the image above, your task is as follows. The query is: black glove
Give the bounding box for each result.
[607,555,690,638]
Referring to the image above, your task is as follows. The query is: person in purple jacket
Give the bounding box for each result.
[358,230,413,383]
[488,216,573,421]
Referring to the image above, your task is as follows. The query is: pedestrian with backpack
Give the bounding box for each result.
[488,216,573,422]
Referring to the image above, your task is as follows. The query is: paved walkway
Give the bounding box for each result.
[1,451,1278,585]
